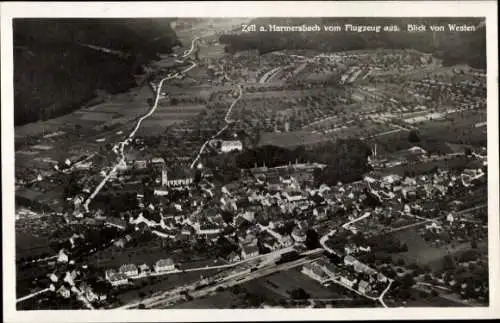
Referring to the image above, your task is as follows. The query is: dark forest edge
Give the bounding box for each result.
[14,18,181,126]
[220,18,486,69]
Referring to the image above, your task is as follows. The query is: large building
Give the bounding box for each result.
[220,140,243,153]
[161,166,194,187]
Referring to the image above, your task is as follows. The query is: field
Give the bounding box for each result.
[383,156,478,177]
[169,290,237,309]
[399,295,464,307]
[16,231,53,259]
[242,267,350,301]
[258,131,327,148]
[388,228,487,271]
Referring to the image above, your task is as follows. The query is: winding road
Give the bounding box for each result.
[83,39,199,212]
[189,83,243,169]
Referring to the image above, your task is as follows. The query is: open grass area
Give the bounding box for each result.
[242,267,347,300]
[388,227,487,271]
[169,291,237,309]
[258,131,327,148]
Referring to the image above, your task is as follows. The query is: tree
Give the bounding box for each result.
[443,255,456,270]
[289,288,310,300]
[471,239,478,249]
[305,229,320,250]
[408,130,421,143]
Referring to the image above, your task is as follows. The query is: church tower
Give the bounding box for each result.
[161,167,168,187]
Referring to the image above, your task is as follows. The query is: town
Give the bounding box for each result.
[14,17,488,310]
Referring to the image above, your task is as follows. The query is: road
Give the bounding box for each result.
[83,38,199,212]
[189,83,243,169]
[378,279,393,308]
[16,287,51,303]
[17,37,200,306]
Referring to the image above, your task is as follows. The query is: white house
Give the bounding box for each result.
[108,273,129,287]
[241,244,260,259]
[358,280,371,294]
[340,276,357,288]
[57,249,69,263]
[291,227,307,243]
[57,285,71,298]
[119,264,139,277]
[220,140,243,153]
[154,258,175,272]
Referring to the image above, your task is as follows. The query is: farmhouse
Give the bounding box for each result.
[154,258,175,272]
[119,264,139,277]
[241,244,260,259]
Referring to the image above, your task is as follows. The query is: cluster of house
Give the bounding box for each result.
[45,249,108,305]
[413,78,486,110]
[302,256,389,296]
[104,258,176,286]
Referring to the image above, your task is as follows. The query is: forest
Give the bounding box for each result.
[220,17,486,69]
[14,18,181,125]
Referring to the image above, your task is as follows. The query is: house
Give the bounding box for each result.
[359,245,371,253]
[63,270,78,286]
[119,264,139,277]
[220,140,243,153]
[105,269,118,281]
[194,222,221,235]
[279,235,294,247]
[282,191,307,204]
[425,222,443,231]
[344,255,357,266]
[301,262,330,284]
[161,166,194,187]
[108,273,129,287]
[151,157,166,166]
[354,261,377,275]
[262,235,280,251]
[138,264,151,275]
[134,160,147,169]
[48,272,59,283]
[154,188,169,196]
[57,249,69,263]
[57,285,71,298]
[80,283,98,302]
[344,244,358,255]
[358,280,371,294]
[238,233,258,247]
[291,227,307,243]
[227,251,241,263]
[241,244,260,259]
[154,258,175,272]
[340,275,357,288]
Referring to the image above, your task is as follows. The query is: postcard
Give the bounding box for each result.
[1,1,498,322]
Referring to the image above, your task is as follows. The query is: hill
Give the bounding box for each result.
[14,18,181,125]
[219,17,486,68]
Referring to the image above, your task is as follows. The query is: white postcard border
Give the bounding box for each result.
[2,1,499,322]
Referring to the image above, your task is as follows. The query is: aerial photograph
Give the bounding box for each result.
[13,17,488,310]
